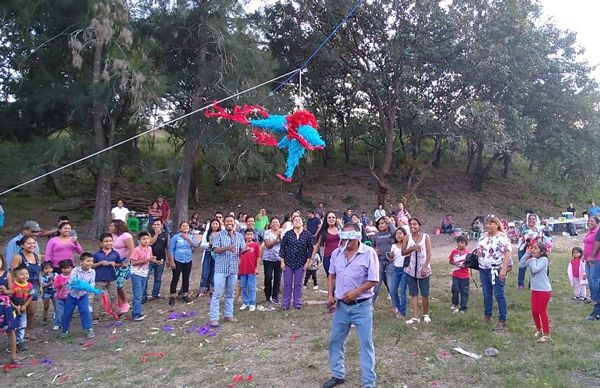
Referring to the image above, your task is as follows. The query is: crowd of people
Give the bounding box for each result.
[1,198,599,388]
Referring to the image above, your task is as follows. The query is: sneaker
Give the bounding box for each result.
[586,314,600,321]
[536,335,549,343]
[272,298,279,304]
[313,285,319,290]
[168,296,176,307]
[209,320,220,327]
[518,285,525,290]
[451,304,458,311]
[17,343,27,352]
[59,331,70,339]
[534,331,541,338]
[406,317,420,324]
[86,329,96,339]
[249,305,256,312]
[423,314,432,323]
[459,310,466,314]
[52,325,60,331]
[483,316,492,322]
[182,296,194,304]
[133,314,146,321]
[572,296,579,300]
[141,297,148,305]
[224,316,238,322]
[493,321,506,332]
[322,377,345,388]
[239,304,249,311]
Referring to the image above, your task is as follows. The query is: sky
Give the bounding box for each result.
[246,0,600,81]
[540,0,600,80]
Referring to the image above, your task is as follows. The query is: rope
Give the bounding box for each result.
[260,0,365,102]
[0,0,366,196]
[0,69,299,197]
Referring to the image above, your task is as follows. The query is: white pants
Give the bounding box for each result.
[573,278,587,299]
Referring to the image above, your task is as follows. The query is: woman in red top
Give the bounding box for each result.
[311,212,341,277]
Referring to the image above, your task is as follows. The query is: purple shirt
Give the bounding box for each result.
[330,243,379,300]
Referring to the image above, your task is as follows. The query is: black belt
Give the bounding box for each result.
[339,297,371,306]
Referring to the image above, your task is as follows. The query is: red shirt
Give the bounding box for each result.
[571,258,581,278]
[449,248,470,279]
[159,201,170,221]
[324,231,340,257]
[11,281,32,306]
[239,242,260,275]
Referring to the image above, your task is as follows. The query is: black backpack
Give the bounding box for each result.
[462,252,480,270]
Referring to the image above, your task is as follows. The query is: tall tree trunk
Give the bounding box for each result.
[371,96,395,207]
[502,153,511,178]
[471,142,499,191]
[431,136,444,168]
[465,141,475,174]
[90,41,112,236]
[174,44,206,226]
[174,124,200,226]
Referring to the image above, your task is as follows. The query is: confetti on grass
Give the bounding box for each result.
[141,352,166,363]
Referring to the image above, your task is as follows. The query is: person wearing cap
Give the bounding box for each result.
[323,223,379,388]
[5,221,42,268]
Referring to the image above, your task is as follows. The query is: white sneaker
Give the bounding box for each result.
[249,305,256,312]
[406,317,420,324]
[239,304,248,311]
[451,305,458,311]
[312,285,319,290]
[423,314,432,323]
[52,325,60,331]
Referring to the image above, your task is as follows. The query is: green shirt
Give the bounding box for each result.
[255,214,269,230]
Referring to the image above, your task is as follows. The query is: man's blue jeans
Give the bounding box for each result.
[62,294,92,333]
[209,273,237,321]
[389,266,408,316]
[131,274,147,318]
[328,298,376,388]
[479,268,507,321]
[143,262,165,299]
[240,274,256,306]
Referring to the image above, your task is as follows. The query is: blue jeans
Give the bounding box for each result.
[240,274,256,306]
[199,251,216,291]
[389,267,408,316]
[328,298,376,388]
[14,313,26,344]
[372,259,394,306]
[517,249,527,287]
[587,262,600,316]
[479,268,507,321]
[209,273,237,321]
[62,294,92,333]
[53,298,65,328]
[143,262,165,299]
[131,274,147,318]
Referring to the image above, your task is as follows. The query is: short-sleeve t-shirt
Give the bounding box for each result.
[150,229,169,261]
[130,245,152,277]
[239,242,260,275]
[112,232,133,259]
[111,206,129,222]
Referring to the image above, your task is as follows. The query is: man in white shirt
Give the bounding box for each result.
[111,200,129,222]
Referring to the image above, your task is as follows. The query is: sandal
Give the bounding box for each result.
[536,335,549,343]
[534,331,541,338]
[406,317,421,325]
[422,314,432,323]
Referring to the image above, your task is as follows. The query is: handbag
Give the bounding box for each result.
[462,252,480,270]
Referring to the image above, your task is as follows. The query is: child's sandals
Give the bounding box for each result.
[536,335,550,343]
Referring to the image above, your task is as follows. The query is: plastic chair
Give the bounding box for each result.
[127,217,140,233]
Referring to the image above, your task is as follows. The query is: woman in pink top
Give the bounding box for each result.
[45,223,83,272]
[109,219,134,310]
[311,211,341,277]
[583,217,600,261]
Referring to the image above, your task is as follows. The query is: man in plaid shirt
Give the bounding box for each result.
[209,215,245,327]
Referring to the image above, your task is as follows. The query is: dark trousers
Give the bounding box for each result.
[170,261,192,295]
[323,256,331,277]
[451,277,470,311]
[304,269,318,286]
[263,260,282,301]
